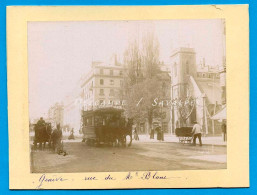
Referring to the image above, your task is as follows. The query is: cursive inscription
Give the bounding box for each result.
[85,176,98,180]
[141,172,167,180]
[36,174,67,189]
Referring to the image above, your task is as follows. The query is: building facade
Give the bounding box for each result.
[47,102,64,128]
[170,47,223,135]
[81,59,125,112]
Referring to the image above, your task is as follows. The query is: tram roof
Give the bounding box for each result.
[82,107,124,117]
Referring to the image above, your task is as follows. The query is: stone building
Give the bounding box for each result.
[47,102,64,128]
[170,47,223,135]
[80,57,125,112]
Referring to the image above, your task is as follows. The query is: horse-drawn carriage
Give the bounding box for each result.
[175,127,193,144]
[81,107,133,147]
[33,118,64,153]
[33,120,52,149]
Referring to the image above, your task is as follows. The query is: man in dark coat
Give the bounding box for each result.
[155,125,162,141]
[222,121,227,142]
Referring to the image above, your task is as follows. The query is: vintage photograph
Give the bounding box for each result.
[28,19,227,173]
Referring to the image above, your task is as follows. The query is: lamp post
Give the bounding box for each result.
[201,93,207,135]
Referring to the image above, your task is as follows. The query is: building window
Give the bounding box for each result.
[100,79,104,85]
[100,69,104,75]
[174,62,177,77]
[186,61,189,74]
[109,89,114,96]
[203,73,205,77]
[110,70,113,76]
[120,71,123,76]
[110,80,114,85]
[100,89,104,96]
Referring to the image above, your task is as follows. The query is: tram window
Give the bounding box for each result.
[87,117,92,126]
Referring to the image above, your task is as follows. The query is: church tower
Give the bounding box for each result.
[170,47,196,130]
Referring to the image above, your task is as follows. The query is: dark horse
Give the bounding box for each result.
[120,118,133,147]
[94,117,133,147]
[33,123,52,149]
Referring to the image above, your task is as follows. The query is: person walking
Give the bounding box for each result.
[191,121,202,146]
[134,127,139,141]
[222,121,227,142]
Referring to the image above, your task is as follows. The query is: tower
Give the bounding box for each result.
[170,47,196,130]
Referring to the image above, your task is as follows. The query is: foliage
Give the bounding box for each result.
[123,33,163,129]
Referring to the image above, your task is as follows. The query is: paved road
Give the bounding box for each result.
[31,140,226,173]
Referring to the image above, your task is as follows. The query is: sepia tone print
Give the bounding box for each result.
[28,19,227,173]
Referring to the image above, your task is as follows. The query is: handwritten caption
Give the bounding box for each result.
[36,171,171,188]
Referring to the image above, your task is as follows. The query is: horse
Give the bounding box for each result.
[93,117,133,147]
[121,118,133,147]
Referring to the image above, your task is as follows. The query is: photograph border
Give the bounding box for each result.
[6,5,249,190]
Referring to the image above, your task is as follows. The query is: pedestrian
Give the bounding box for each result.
[150,128,154,139]
[134,127,139,141]
[222,120,227,142]
[156,125,162,141]
[161,129,164,141]
[68,128,75,140]
[191,121,202,146]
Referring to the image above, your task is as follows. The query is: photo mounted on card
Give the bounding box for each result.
[7,5,249,189]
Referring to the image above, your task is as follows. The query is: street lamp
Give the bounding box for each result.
[201,93,207,135]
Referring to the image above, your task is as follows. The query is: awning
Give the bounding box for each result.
[211,106,226,120]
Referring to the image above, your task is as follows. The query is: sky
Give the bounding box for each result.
[28,19,225,120]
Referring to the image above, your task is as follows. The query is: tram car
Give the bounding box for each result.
[81,107,133,147]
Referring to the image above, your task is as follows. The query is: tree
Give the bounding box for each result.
[123,33,163,133]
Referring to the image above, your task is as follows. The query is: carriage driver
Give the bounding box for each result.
[37,117,46,127]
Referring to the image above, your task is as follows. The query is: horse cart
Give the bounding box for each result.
[175,127,193,144]
[33,121,52,149]
[81,107,133,147]
[33,119,64,154]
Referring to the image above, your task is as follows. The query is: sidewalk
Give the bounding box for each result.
[136,134,227,146]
